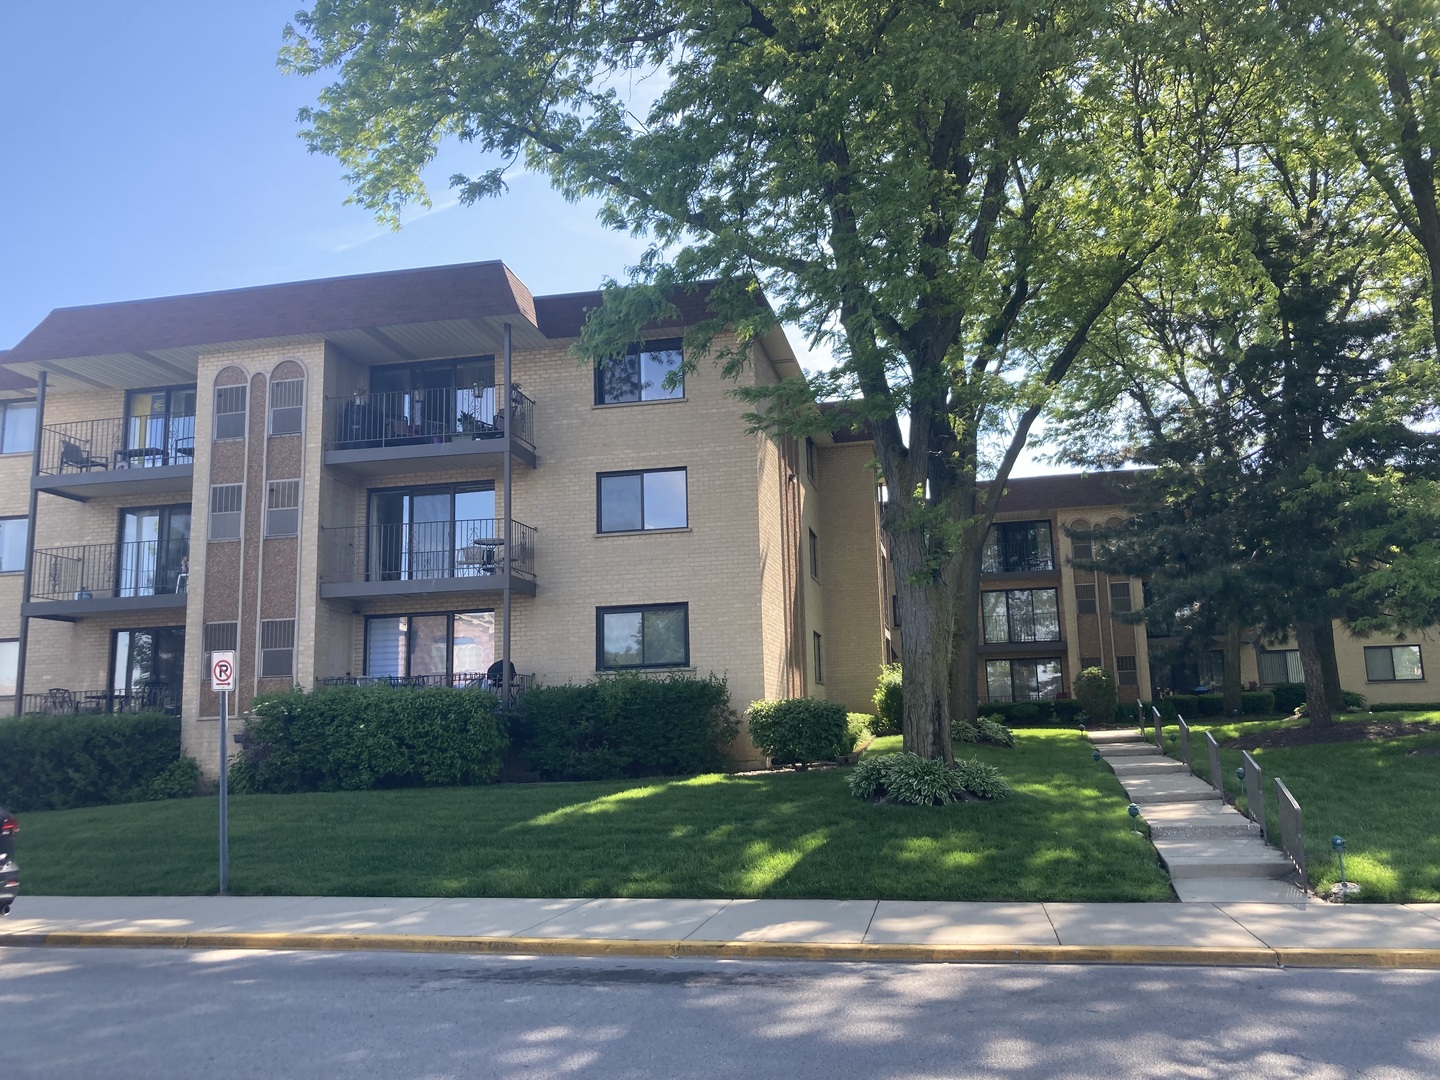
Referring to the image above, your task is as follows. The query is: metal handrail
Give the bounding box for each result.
[325,386,535,452]
[1241,750,1267,839]
[318,517,536,584]
[38,416,196,475]
[1275,778,1306,878]
[1176,713,1192,770]
[1204,730,1224,800]
[30,538,190,601]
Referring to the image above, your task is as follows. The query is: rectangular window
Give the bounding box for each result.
[805,437,817,485]
[597,603,689,669]
[981,521,1054,573]
[985,658,1063,703]
[0,639,16,698]
[595,339,684,404]
[1075,583,1097,615]
[259,619,295,679]
[1071,540,1094,563]
[214,385,247,441]
[0,517,28,573]
[365,611,496,683]
[1081,656,1102,672]
[597,469,687,532]
[1116,654,1138,686]
[1258,649,1304,685]
[1364,644,1424,682]
[813,631,824,684]
[265,480,300,537]
[269,378,304,435]
[809,529,820,579]
[209,484,242,541]
[203,622,238,655]
[981,589,1060,644]
[0,400,36,455]
[1109,581,1133,613]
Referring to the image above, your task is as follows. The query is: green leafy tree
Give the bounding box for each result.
[284,0,1270,758]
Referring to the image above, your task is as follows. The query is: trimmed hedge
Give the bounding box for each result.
[1271,682,1307,714]
[231,686,508,793]
[0,712,183,811]
[1074,668,1118,728]
[1157,691,1277,720]
[1370,701,1440,713]
[514,673,738,781]
[748,698,850,766]
[982,699,1130,726]
[871,664,903,736]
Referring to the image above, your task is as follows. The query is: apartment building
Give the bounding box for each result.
[979,472,1438,707]
[0,262,890,768]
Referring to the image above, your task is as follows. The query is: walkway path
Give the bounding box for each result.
[1089,728,1305,902]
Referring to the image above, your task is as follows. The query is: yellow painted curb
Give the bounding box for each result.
[6,932,1440,969]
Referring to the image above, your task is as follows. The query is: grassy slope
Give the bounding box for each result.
[1169,710,1440,901]
[19,728,1171,901]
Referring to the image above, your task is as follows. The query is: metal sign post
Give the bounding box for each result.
[210,651,236,895]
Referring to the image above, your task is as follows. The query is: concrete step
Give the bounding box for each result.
[1101,743,1164,758]
[1154,838,1297,880]
[1150,822,1260,840]
[1139,800,1248,824]
[1088,729,1142,744]
[1172,878,1308,903]
[1109,760,1189,776]
[1122,774,1223,803]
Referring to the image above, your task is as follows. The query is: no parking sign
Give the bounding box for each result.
[210,651,236,692]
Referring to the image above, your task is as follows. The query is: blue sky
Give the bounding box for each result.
[0,2,1061,475]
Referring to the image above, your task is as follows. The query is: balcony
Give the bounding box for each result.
[26,538,189,619]
[35,416,196,499]
[20,683,181,717]
[318,517,537,600]
[322,386,536,477]
[315,672,534,707]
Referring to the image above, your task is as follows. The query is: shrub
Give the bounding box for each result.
[872,663,903,736]
[0,712,181,811]
[748,698,850,767]
[232,686,508,794]
[1008,702,1041,724]
[845,713,874,752]
[1370,701,1440,713]
[978,718,1016,747]
[146,757,201,800]
[514,673,737,781]
[1074,668,1118,726]
[1051,699,1085,725]
[1240,690,1275,715]
[954,720,980,743]
[847,751,1011,804]
[1342,690,1368,711]
[1271,683,1307,714]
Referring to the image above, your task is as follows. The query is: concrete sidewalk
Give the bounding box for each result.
[5,895,1440,968]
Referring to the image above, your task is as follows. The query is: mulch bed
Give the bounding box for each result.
[1219,720,1437,750]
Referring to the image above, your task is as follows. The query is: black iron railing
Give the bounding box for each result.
[325,386,534,452]
[319,518,535,585]
[30,539,190,602]
[20,684,181,716]
[38,416,196,476]
[314,672,533,706]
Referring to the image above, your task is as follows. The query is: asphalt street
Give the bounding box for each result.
[4,948,1439,1079]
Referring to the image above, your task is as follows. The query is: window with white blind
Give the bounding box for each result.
[1258,649,1304,685]
[265,480,299,537]
[214,385,247,441]
[210,484,242,540]
[260,619,295,678]
[269,378,304,435]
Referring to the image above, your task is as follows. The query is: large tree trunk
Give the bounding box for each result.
[1294,621,1334,728]
[1316,620,1345,713]
[1222,621,1244,717]
[947,553,983,728]
[891,529,958,763]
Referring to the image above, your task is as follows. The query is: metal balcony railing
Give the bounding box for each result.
[319,518,536,585]
[315,672,534,705]
[20,683,182,716]
[30,538,190,602]
[325,386,534,452]
[38,416,196,475]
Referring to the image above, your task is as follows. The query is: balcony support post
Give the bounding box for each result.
[502,321,513,710]
[15,370,46,715]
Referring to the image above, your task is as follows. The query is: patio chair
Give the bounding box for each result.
[59,441,107,472]
[46,688,77,714]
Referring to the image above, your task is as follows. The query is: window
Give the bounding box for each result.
[891,594,900,628]
[809,529,820,579]
[0,640,16,698]
[597,603,689,669]
[215,385,247,440]
[0,518,27,573]
[1364,645,1424,682]
[112,627,185,711]
[595,339,684,404]
[805,437,817,484]
[0,400,36,455]
[269,378,304,436]
[124,387,196,465]
[368,485,496,581]
[1075,583,1097,615]
[981,589,1060,644]
[981,521,1054,573]
[1116,655,1138,686]
[203,622,238,655]
[210,485,242,541]
[365,611,495,682]
[597,469,687,532]
[1258,648,1304,685]
[1072,539,1094,563]
[260,619,295,679]
[1081,656,1102,672]
[813,631,824,684]
[985,658,1063,703]
[1109,581,1133,613]
[265,480,300,537]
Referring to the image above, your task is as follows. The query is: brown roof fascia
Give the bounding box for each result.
[987,470,1142,513]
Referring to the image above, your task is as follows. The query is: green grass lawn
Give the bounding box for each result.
[1161,710,1440,902]
[18,728,1171,902]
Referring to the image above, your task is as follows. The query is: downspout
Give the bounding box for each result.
[14,370,46,715]
[502,322,513,710]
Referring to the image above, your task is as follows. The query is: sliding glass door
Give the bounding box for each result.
[112,627,185,711]
[367,485,496,582]
[118,505,190,597]
[124,386,197,466]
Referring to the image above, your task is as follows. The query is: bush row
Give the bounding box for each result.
[1156,691,1277,720]
[0,712,190,811]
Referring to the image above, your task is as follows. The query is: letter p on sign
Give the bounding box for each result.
[211,651,237,693]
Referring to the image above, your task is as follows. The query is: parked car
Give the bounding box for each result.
[0,808,17,916]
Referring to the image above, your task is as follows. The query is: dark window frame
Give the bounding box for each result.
[110,625,186,699]
[809,528,820,579]
[981,588,1061,644]
[813,630,824,684]
[1075,583,1097,615]
[981,520,1055,574]
[0,399,37,455]
[805,437,817,485]
[363,610,496,680]
[984,657,1065,703]
[595,468,689,533]
[595,602,691,670]
[1364,644,1425,683]
[1116,654,1138,686]
[594,338,685,405]
[1109,581,1133,613]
